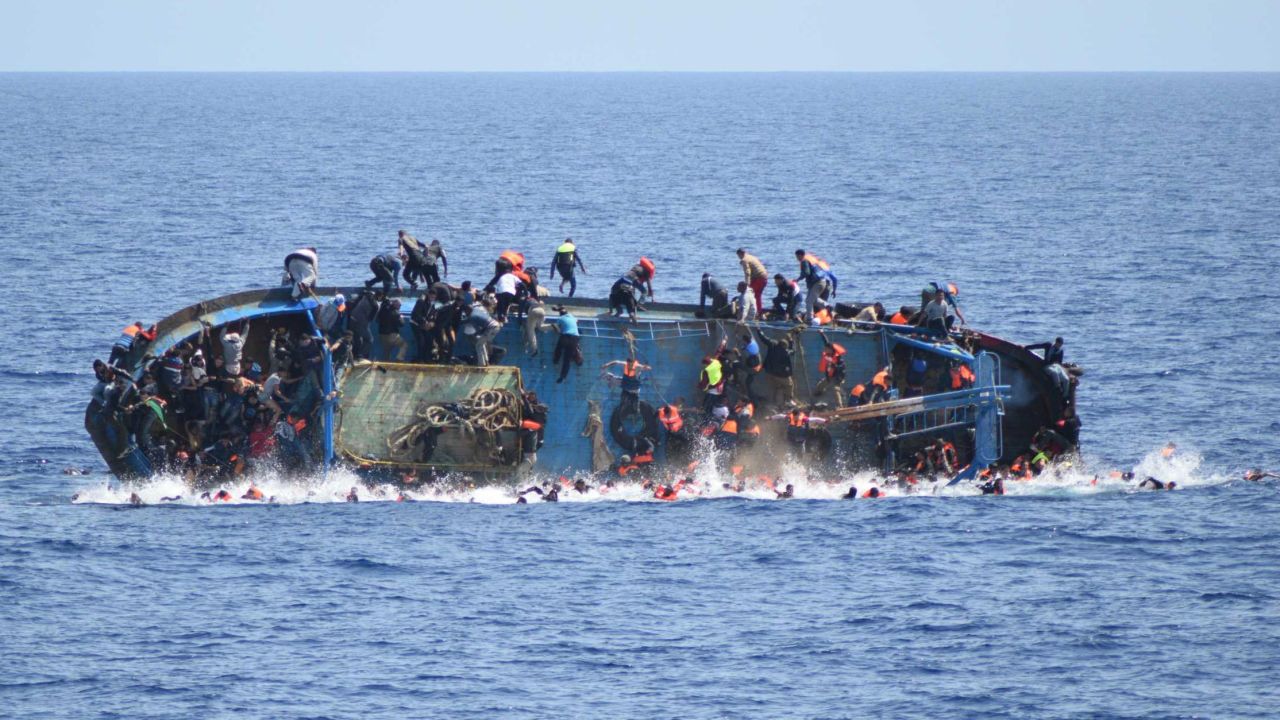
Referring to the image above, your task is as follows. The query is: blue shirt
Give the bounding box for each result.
[548,314,579,336]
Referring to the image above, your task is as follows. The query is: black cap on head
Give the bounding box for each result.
[794,249,805,257]
[736,248,746,256]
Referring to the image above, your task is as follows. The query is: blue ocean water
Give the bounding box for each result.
[1,73,1279,718]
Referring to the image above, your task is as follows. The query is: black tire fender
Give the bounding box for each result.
[609,401,660,454]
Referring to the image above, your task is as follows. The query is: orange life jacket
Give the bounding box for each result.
[814,308,833,325]
[617,463,639,476]
[850,383,866,401]
[872,369,892,391]
[520,419,544,431]
[633,452,654,464]
[638,257,656,278]
[737,403,760,435]
[654,485,677,501]
[862,487,882,498]
[950,364,976,389]
[658,405,684,433]
[889,312,910,325]
[788,410,808,427]
[623,360,639,378]
[803,253,831,271]
[818,344,845,377]
[121,323,142,338]
[720,418,738,435]
[243,487,264,500]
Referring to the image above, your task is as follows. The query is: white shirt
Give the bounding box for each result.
[495,272,520,295]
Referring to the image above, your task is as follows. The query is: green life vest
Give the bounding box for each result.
[703,359,723,387]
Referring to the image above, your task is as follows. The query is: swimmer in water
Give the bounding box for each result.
[515,496,528,504]
[395,491,415,503]
[842,486,858,499]
[241,486,264,501]
[129,492,144,507]
[543,486,559,502]
[1161,442,1177,458]
[346,487,359,502]
[775,483,795,499]
[1244,469,1279,482]
[160,495,182,502]
[979,475,1005,496]
[1138,477,1176,491]
[573,479,591,494]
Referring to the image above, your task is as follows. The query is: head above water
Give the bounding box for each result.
[794,249,806,259]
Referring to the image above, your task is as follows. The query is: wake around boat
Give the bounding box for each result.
[86,251,1080,490]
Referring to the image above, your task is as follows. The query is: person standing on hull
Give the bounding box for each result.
[794,249,834,320]
[398,231,428,290]
[412,237,448,289]
[610,258,655,322]
[699,273,733,318]
[737,248,768,313]
[282,247,319,300]
[365,251,403,295]
[546,306,583,383]
[549,238,587,297]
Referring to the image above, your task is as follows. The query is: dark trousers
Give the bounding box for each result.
[556,264,577,297]
[366,259,395,293]
[553,335,582,382]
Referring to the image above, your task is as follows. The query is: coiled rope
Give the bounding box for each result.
[387,387,521,459]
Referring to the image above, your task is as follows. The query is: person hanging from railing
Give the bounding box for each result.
[108,321,157,368]
[866,365,894,404]
[602,356,650,415]
[812,331,847,408]
[949,361,977,391]
[545,306,582,383]
[518,390,548,470]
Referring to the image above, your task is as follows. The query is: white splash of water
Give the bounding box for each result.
[70,443,1233,506]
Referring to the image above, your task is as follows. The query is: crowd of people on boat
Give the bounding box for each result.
[91,230,1081,491]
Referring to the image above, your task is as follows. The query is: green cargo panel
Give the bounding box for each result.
[335,362,524,471]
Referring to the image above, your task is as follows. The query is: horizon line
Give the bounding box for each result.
[3,69,1279,74]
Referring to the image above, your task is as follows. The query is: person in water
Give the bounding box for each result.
[346,486,359,502]
[549,238,587,297]
[1245,469,1280,482]
[1137,477,1176,491]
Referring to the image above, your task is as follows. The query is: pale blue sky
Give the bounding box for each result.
[1,0,1277,72]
